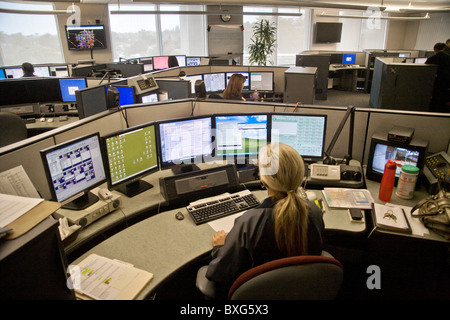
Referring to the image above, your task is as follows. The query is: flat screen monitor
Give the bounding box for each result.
[59,78,87,102]
[49,65,70,77]
[65,25,107,50]
[139,57,153,72]
[152,56,169,70]
[75,85,108,119]
[226,72,250,91]
[186,74,203,95]
[4,67,23,79]
[399,52,411,58]
[250,72,274,92]
[107,85,135,106]
[366,133,428,184]
[33,66,51,77]
[0,69,5,79]
[269,113,327,163]
[315,22,342,43]
[203,73,226,93]
[101,122,159,197]
[157,116,213,173]
[0,78,61,106]
[40,132,106,210]
[415,57,427,64]
[342,54,356,65]
[176,55,186,67]
[141,92,158,103]
[186,57,201,66]
[213,113,268,166]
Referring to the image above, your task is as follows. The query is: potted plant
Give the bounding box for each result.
[248,19,277,66]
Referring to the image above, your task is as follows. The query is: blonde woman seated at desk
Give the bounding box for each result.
[222,73,247,101]
[204,143,325,298]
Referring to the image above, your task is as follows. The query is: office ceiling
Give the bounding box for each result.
[21,0,450,13]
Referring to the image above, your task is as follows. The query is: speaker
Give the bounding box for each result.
[340,165,362,181]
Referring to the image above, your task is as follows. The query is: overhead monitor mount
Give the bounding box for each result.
[323,105,355,166]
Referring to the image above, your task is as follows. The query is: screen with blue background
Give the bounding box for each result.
[342,54,356,64]
[0,69,5,79]
[59,78,87,102]
[108,86,135,106]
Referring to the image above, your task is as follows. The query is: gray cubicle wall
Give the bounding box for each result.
[296,54,330,100]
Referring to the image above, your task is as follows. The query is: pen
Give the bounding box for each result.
[319,198,326,213]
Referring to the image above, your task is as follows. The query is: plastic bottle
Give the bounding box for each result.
[396,165,419,199]
[379,160,397,202]
[253,89,259,101]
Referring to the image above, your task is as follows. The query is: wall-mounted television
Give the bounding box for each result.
[65,25,107,50]
[315,22,342,43]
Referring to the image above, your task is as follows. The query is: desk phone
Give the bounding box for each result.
[425,152,450,179]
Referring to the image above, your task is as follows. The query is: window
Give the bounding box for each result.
[243,7,309,66]
[108,4,207,61]
[0,1,64,66]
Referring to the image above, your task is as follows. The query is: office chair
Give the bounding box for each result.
[0,111,28,148]
[196,251,344,300]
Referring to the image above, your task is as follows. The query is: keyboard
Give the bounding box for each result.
[186,189,260,225]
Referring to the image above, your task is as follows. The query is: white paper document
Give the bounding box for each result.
[0,193,44,227]
[208,211,246,233]
[0,165,40,198]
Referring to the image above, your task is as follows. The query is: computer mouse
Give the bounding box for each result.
[175,212,184,220]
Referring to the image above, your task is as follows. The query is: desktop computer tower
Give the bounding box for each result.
[296,54,330,100]
[284,67,317,104]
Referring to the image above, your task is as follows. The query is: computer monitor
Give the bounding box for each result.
[141,92,158,103]
[101,122,159,197]
[153,56,169,70]
[4,67,23,79]
[65,25,107,50]
[176,55,186,67]
[40,132,107,210]
[366,132,428,184]
[226,72,250,91]
[75,85,108,119]
[186,57,201,66]
[415,57,427,64]
[0,69,5,79]
[59,78,87,102]
[342,53,356,65]
[250,71,274,92]
[49,65,70,77]
[269,113,327,163]
[157,116,213,173]
[186,74,203,95]
[203,73,226,93]
[139,57,153,72]
[213,113,268,166]
[33,66,51,77]
[399,52,411,58]
[107,85,135,106]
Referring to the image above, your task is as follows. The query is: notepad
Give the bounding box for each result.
[322,188,373,209]
[69,254,153,300]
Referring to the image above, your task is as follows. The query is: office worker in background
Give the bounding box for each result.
[444,39,450,55]
[205,143,325,298]
[426,42,450,113]
[21,62,36,77]
[222,73,246,101]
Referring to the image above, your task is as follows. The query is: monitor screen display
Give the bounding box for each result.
[102,122,158,196]
[250,72,274,91]
[49,66,70,77]
[186,74,203,94]
[342,54,356,65]
[226,72,250,91]
[315,22,342,43]
[186,57,201,66]
[4,67,23,79]
[176,55,186,67]
[203,73,226,93]
[0,69,5,79]
[107,86,135,106]
[415,57,427,64]
[139,57,153,72]
[370,143,421,178]
[214,114,268,160]
[141,92,158,103]
[153,56,169,70]
[33,66,50,77]
[270,113,327,162]
[40,133,106,210]
[158,116,213,169]
[65,25,107,50]
[59,78,87,102]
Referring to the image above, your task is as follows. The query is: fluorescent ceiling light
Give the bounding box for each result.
[109,10,302,17]
[0,8,76,15]
[316,11,430,20]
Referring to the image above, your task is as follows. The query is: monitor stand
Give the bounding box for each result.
[171,164,200,175]
[117,180,153,198]
[62,191,99,210]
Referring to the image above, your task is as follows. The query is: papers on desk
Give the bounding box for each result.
[208,211,246,233]
[373,203,412,234]
[0,193,43,228]
[322,188,373,209]
[0,165,41,198]
[69,254,153,300]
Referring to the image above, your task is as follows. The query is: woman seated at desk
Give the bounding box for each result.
[204,143,325,298]
[222,73,247,101]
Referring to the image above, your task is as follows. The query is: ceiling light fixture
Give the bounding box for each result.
[316,11,430,21]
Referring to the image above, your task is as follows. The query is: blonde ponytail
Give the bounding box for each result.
[259,143,309,256]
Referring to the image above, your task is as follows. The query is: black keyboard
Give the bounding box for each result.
[186,190,260,225]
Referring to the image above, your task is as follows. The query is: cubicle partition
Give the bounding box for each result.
[1,98,449,203]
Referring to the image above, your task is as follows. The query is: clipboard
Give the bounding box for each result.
[5,200,61,240]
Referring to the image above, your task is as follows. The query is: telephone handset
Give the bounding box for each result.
[310,163,341,181]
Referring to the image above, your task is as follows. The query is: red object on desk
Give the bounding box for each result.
[379,160,397,202]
